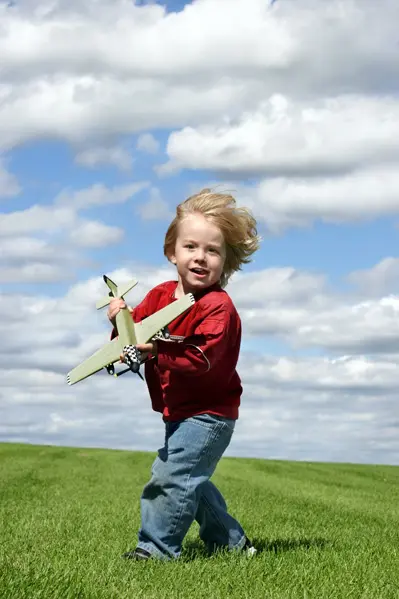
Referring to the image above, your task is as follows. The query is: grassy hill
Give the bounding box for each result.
[1,442,398,599]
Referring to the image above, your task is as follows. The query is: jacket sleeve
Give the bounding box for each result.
[156,306,233,376]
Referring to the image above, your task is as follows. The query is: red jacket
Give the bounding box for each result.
[121,280,243,421]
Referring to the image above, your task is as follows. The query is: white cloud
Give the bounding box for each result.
[225,165,399,233]
[162,95,399,177]
[55,181,148,211]
[62,265,176,311]
[69,220,124,247]
[234,383,398,464]
[0,204,76,237]
[1,262,399,464]
[135,187,173,221]
[0,73,249,153]
[0,236,80,282]
[240,353,399,394]
[347,258,399,297]
[1,0,399,151]
[229,267,327,307]
[291,296,399,354]
[136,133,160,154]
[74,145,133,172]
[2,236,66,263]
[0,181,148,282]
[0,263,72,283]
[228,265,399,354]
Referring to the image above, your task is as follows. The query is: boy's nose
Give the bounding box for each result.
[194,249,206,262]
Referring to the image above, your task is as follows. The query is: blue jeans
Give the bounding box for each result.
[136,413,246,560]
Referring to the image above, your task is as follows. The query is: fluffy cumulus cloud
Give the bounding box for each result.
[1,0,399,152]
[54,182,149,211]
[1,0,398,465]
[137,133,160,155]
[347,258,399,297]
[162,96,399,230]
[74,145,133,172]
[162,95,399,178]
[0,206,80,282]
[68,220,124,248]
[0,182,147,282]
[135,186,173,221]
[1,262,398,464]
[229,268,399,354]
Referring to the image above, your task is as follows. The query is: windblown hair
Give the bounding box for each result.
[164,188,261,287]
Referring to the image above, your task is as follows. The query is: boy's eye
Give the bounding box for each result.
[185,244,194,249]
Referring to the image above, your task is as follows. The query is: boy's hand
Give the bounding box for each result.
[136,342,158,357]
[119,344,156,364]
[107,298,131,325]
[119,350,150,363]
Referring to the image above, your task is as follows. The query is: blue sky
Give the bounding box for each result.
[1,0,399,465]
[7,136,399,281]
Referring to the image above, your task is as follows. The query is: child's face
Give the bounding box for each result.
[170,213,226,294]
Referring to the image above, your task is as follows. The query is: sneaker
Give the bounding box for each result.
[122,547,152,560]
[243,537,257,556]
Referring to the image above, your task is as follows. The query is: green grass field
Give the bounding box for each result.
[1,443,398,599]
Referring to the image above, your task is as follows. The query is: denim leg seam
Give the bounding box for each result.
[169,422,222,540]
[200,492,230,537]
[199,493,247,551]
[169,470,191,538]
[194,422,228,539]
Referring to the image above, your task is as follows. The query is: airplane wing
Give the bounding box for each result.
[134,293,195,345]
[67,336,123,386]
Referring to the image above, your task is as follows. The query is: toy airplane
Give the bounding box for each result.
[67,275,195,385]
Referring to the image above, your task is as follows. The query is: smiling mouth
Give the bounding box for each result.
[190,267,208,275]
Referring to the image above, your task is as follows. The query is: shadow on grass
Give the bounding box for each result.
[182,540,209,560]
[252,537,332,554]
[182,537,331,561]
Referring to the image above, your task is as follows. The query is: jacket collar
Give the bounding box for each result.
[169,280,222,301]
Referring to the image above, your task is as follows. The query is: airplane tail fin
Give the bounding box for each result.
[96,275,138,310]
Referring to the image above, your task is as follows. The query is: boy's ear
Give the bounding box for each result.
[167,253,177,265]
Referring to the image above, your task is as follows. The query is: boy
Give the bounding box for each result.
[108,188,260,561]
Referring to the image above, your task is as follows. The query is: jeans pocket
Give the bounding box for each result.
[188,414,235,467]
[191,413,235,431]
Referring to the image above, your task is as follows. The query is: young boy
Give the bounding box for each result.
[108,188,260,561]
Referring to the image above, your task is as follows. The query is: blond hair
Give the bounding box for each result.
[164,188,260,287]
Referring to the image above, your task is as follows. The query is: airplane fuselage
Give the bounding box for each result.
[115,307,137,348]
